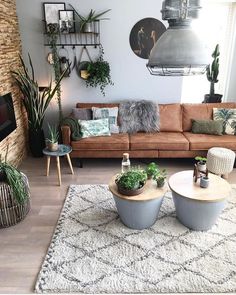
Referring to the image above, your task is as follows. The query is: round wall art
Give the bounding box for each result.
[130,17,166,60]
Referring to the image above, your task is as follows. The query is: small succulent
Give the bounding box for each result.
[195,156,207,165]
[155,169,167,188]
[46,124,59,144]
[146,162,159,179]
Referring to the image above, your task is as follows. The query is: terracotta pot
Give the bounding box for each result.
[47,142,58,152]
[117,184,145,196]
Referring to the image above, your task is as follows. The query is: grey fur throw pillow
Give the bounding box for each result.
[119,100,160,133]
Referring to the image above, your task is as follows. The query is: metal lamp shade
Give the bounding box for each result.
[147,27,209,76]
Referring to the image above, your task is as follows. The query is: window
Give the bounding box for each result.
[181,1,236,103]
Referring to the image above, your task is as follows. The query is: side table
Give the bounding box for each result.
[43,144,74,186]
[109,176,167,230]
[168,170,231,231]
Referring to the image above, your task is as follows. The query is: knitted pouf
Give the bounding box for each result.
[207,147,235,177]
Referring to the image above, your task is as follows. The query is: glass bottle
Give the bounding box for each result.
[121,153,131,173]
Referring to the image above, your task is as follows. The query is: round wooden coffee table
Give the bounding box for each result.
[168,170,231,231]
[109,176,168,230]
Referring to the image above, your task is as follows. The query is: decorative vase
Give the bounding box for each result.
[47,142,58,152]
[200,176,209,188]
[28,129,45,157]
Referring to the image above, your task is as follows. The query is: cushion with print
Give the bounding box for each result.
[213,108,236,135]
[92,107,119,134]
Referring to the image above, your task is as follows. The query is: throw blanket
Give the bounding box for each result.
[119,100,160,133]
[61,117,82,141]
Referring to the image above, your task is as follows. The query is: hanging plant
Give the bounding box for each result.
[85,46,114,96]
[46,23,64,123]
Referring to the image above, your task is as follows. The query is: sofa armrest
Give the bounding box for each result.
[61,125,71,145]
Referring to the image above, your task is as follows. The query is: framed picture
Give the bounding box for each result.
[43,2,65,31]
[129,18,166,60]
[59,10,75,33]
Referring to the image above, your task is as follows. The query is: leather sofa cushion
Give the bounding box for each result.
[71,133,129,150]
[159,104,182,132]
[182,103,236,131]
[130,132,189,150]
[184,132,236,150]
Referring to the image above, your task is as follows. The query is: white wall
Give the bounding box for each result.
[15,0,183,124]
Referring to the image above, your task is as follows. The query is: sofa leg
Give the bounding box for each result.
[73,158,83,168]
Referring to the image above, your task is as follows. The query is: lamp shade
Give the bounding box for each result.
[147,0,209,76]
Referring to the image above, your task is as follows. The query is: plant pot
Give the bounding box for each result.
[28,129,45,157]
[197,162,206,172]
[203,94,222,103]
[156,178,165,188]
[82,22,94,33]
[117,184,145,196]
[0,170,6,182]
[47,142,58,152]
[200,176,209,188]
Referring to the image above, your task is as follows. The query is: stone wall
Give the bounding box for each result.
[0,0,27,166]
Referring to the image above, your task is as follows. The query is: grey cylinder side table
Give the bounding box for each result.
[109,176,167,230]
[168,170,231,231]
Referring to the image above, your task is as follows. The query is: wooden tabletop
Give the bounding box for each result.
[168,170,231,202]
[109,175,168,201]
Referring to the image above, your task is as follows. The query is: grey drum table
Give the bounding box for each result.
[43,144,74,186]
[109,176,167,230]
[168,170,231,231]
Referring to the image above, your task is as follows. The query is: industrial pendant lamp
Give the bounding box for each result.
[147,0,209,76]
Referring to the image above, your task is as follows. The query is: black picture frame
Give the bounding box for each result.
[59,10,75,33]
[43,2,65,32]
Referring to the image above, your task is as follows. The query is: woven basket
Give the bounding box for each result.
[0,173,30,228]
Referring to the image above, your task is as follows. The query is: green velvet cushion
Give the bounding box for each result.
[79,118,111,138]
[191,119,223,135]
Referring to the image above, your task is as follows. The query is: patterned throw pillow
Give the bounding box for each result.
[213,108,236,135]
[79,118,111,138]
[92,107,119,134]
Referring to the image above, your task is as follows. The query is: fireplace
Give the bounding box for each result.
[0,93,17,141]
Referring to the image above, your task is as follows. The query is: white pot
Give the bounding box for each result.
[198,162,206,172]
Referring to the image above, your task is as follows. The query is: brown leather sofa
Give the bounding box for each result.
[61,102,236,159]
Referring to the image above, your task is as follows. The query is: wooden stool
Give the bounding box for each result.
[43,144,74,186]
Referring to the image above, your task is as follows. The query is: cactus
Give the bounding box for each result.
[206,44,220,96]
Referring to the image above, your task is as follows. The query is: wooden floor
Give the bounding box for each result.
[0,157,236,294]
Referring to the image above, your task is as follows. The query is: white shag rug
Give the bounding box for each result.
[35,184,236,293]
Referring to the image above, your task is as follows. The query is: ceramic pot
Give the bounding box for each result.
[83,22,94,33]
[28,129,45,157]
[156,178,165,188]
[203,94,222,103]
[197,162,206,172]
[47,142,58,152]
[200,176,209,188]
[117,184,145,196]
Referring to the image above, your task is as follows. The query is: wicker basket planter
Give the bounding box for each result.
[0,173,30,228]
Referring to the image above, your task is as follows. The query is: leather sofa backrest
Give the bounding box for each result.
[182,102,236,131]
[76,103,119,109]
[159,103,183,132]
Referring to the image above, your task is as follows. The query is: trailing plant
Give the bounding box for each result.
[195,156,207,165]
[206,44,220,96]
[69,4,111,31]
[46,23,63,123]
[146,162,159,179]
[86,46,114,96]
[115,168,147,191]
[47,123,59,144]
[0,150,28,204]
[12,54,66,132]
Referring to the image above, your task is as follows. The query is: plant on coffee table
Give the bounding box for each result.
[154,169,167,188]
[146,162,159,179]
[195,156,207,172]
[115,168,147,196]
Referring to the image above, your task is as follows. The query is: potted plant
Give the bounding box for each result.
[146,162,159,179]
[155,169,167,188]
[115,168,147,196]
[46,124,59,152]
[195,156,207,172]
[85,46,113,96]
[70,5,111,33]
[204,44,222,103]
[12,55,66,157]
